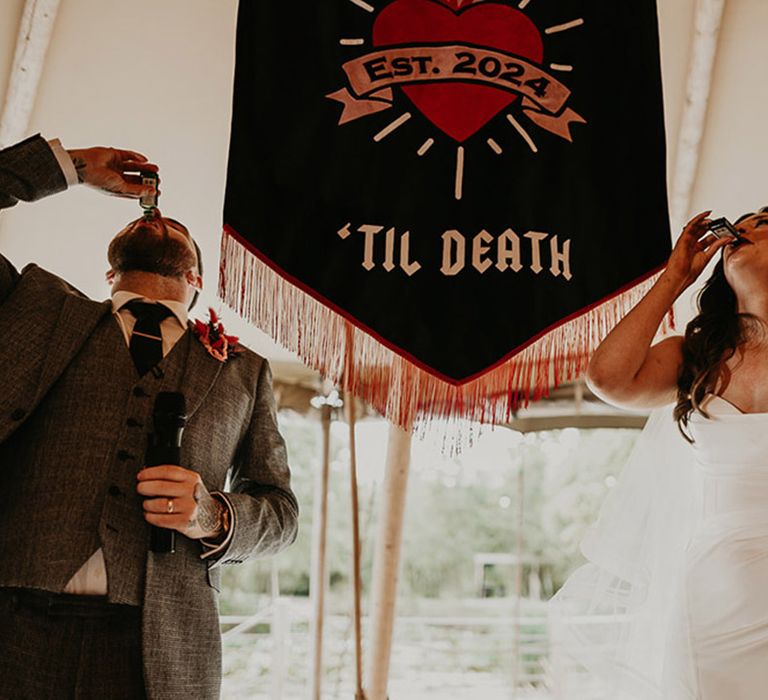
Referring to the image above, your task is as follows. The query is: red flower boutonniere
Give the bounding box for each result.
[193,309,242,362]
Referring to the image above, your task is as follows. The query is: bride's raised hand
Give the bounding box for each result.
[664,211,732,290]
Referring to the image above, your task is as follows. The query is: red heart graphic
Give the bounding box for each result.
[373,0,544,142]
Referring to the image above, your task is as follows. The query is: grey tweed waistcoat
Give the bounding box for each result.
[0,311,191,605]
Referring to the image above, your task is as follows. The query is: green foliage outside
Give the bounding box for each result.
[220,412,640,611]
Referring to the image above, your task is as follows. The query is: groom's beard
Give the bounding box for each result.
[108,221,196,277]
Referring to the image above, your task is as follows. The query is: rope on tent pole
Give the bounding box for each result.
[345,325,366,700]
[332,486,378,699]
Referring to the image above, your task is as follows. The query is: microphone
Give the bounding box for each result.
[147,392,187,553]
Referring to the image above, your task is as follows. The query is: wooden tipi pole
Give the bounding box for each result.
[364,421,413,700]
[309,403,332,700]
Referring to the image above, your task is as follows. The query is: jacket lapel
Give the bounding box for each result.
[33,296,113,405]
[180,325,223,420]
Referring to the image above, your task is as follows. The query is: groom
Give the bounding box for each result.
[0,134,298,699]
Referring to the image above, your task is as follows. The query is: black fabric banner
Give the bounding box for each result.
[221,0,671,421]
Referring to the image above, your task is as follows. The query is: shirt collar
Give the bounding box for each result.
[111,290,188,329]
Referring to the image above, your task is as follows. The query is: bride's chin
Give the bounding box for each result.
[725,249,749,270]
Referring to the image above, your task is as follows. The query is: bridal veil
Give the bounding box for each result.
[550,403,700,699]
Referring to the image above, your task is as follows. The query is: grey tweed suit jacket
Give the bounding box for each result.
[0,135,299,699]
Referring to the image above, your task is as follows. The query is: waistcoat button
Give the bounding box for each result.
[10,409,26,421]
[127,418,143,428]
[109,485,122,497]
[117,450,135,461]
[133,387,149,398]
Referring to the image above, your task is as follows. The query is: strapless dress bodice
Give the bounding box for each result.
[688,394,768,523]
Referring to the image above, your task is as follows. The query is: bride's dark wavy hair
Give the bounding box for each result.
[674,206,768,441]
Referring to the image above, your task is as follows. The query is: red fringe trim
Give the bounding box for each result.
[219,227,673,431]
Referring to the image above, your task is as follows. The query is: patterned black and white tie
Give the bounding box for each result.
[125,301,173,376]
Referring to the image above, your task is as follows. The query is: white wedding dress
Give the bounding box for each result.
[678,393,768,698]
[552,393,768,699]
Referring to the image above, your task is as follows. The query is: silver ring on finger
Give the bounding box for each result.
[166,498,175,514]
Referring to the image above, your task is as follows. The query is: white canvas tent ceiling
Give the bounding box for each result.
[0,0,766,411]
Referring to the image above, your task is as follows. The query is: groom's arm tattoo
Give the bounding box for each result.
[191,482,226,535]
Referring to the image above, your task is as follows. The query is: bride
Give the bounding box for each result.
[553,207,768,699]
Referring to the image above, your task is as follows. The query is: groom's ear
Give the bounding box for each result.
[185,270,203,291]
[106,269,115,285]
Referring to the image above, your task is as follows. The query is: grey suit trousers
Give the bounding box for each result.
[0,589,145,699]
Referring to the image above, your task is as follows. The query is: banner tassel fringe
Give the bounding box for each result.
[219,228,673,433]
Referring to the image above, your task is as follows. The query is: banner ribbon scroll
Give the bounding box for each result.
[327,44,586,141]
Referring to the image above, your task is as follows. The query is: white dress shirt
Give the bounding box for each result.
[47,139,79,187]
